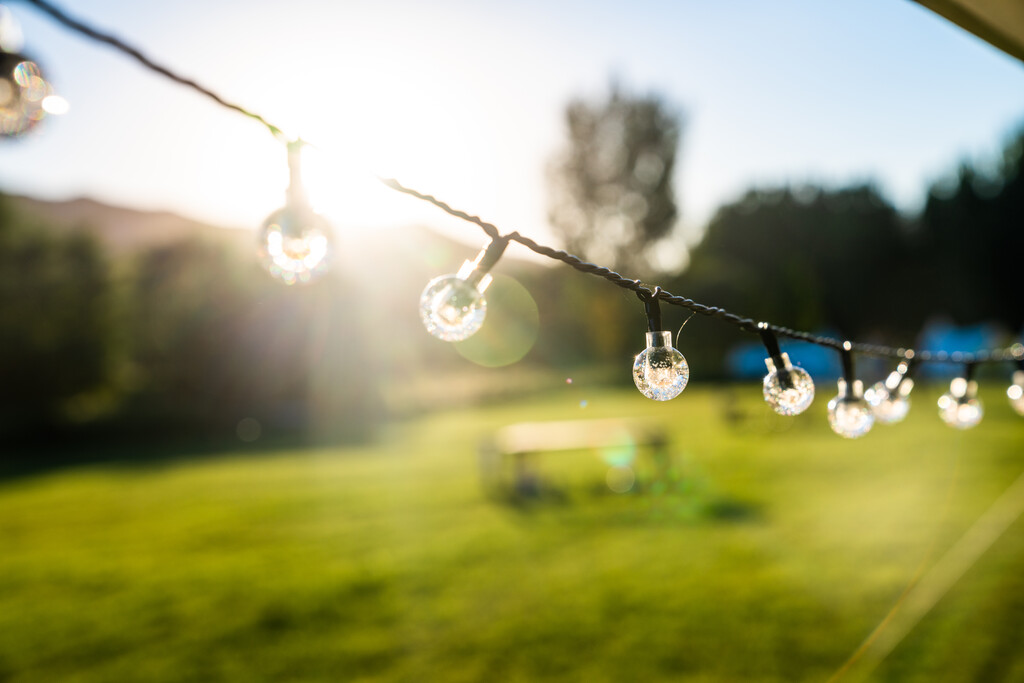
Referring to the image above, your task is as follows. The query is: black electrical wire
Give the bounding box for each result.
[17,0,286,139]
[16,0,1024,367]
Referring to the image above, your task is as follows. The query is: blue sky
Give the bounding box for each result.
[2,0,1022,251]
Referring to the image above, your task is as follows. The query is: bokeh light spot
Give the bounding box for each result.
[236,417,262,443]
[606,465,636,493]
[453,274,539,367]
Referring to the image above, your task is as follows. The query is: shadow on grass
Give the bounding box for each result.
[488,475,763,526]
[0,415,378,484]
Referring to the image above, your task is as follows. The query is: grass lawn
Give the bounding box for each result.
[1,384,1023,682]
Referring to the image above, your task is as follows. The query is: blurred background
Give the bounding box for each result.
[1,1,1023,681]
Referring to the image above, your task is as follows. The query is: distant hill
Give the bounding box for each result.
[4,194,249,254]
[2,192,544,278]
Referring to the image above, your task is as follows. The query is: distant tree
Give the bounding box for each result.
[548,83,683,277]
[681,184,907,336]
[913,127,1024,331]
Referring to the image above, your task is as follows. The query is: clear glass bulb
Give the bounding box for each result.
[258,206,333,285]
[633,330,689,401]
[938,377,983,429]
[865,370,914,424]
[827,379,874,438]
[762,352,814,415]
[419,259,492,342]
[1,54,50,138]
[1007,371,1024,417]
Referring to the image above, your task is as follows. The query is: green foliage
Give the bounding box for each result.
[668,125,1024,374]
[683,184,906,335]
[913,127,1024,331]
[548,83,683,277]
[664,184,906,375]
[1,386,1022,681]
[0,194,118,432]
[125,238,380,441]
[0,197,380,445]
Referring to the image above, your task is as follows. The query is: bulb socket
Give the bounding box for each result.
[948,377,978,402]
[457,258,493,293]
[285,140,310,207]
[461,238,508,289]
[836,378,864,401]
[758,324,795,389]
[765,352,796,390]
[646,330,673,348]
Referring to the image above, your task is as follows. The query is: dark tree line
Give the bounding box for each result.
[666,127,1024,375]
[0,196,379,448]
[1,116,1021,446]
[0,206,115,434]
[546,83,1022,377]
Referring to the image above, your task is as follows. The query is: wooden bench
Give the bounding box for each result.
[479,418,670,497]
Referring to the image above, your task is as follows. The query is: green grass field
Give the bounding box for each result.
[1,385,1023,682]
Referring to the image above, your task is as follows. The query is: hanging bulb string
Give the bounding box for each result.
[15,0,286,140]
[377,177,505,243]
[399,190,1023,365]
[16,0,1024,368]
[840,341,857,386]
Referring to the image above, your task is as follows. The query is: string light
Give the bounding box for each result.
[420,237,508,342]
[827,342,874,439]
[865,355,915,424]
[938,365,983,429]
[257,140,333,285]
[758,323,814,416]
[1009,364,1024,417]
[12,0,1024,438]
[0,6,55,137]
[633,288,689,401]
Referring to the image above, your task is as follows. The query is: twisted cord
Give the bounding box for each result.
[18,0,286,139]
[377,178,503,242]
[379,180,1021,363]
[19,0,1024,367]
[503,231,1019,363]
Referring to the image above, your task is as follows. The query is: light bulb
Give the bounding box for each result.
[258,205,333,285]
[865,369,914,424]
[938,377,983,429]
[1008,371,1024,417]
[633,330,689,400]
[827,378,874,438]
[762,352,814,415]
[419,258,492,341]
[1,52,51,138]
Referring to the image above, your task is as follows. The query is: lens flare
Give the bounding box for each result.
[1,54,52,137]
